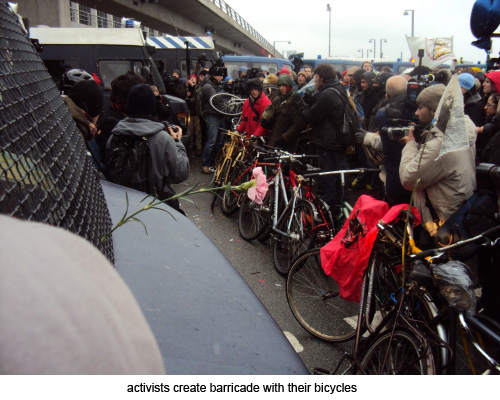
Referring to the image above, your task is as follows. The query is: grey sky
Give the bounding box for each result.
[225,0,493,65]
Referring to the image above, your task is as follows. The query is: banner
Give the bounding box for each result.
[406,35,455,69]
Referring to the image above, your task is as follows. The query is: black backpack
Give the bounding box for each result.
[434,189,499,260]
[327,87,360,147]
[106,134,153,195]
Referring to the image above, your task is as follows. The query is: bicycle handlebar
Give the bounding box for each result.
[408,225,500,262]
[302,168,381,178]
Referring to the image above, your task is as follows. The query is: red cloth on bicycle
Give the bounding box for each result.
[237,94,271,137]
[320,196,422,303]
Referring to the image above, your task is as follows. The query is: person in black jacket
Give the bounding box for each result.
[458,73,485,128]
[295,63,349,212]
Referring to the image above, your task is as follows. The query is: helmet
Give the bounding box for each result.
[61,69,93,93]
[239,66,248,72]
[260,65,269,72]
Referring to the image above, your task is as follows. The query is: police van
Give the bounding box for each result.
[29,27,188,125]
[302,58,363,74]
[221,55,293,78]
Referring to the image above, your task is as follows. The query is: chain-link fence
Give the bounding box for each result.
[0,1,114,262]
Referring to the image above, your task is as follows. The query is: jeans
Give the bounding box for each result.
[202,114,224,167]
[316,148,349,210]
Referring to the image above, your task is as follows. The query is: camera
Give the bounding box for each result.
[381,118,414,141]
[382,126,412,140]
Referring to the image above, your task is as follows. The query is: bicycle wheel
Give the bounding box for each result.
[238,187,272,241]
[359,329,435,375]
[209,93,244,116]
[221,166,249,216]
[273,200,316,276]
[286,249,361,342]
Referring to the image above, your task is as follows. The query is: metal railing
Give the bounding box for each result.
[210,0,273,51]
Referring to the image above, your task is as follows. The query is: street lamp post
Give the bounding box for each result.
[369,39,376,59]
[273,40,291,57]
[404,9,415,37]
[358,49,363,58]
[380,39,387,59]
[367,49,372,59]
[327,4,332,58]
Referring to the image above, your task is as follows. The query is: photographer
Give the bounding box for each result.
[363,76,415,206]
[108,84,189,213]
[399,83,477,240]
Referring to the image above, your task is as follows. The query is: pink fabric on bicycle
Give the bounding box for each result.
[247,167,269,204]
[320,196,421,303]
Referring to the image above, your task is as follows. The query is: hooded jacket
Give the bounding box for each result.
[399,117,477,236]
[298,79,346,151]
[261,88,304,151]
[356,72,378,121]
[201,77,224,117]
[110,118,189,199]
[237,92,271,137]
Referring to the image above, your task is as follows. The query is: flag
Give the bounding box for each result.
[406,35,455,69]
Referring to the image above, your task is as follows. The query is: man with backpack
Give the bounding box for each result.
[294,63,350,212]
[107,84,190,213]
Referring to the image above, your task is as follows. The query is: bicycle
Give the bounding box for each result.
[286,207,410,343]
[209,93,244,117]
[331,223,500,375]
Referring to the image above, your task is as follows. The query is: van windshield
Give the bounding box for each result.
[98,60,144,89]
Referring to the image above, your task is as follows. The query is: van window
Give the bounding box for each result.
[154,59,168,75]
[257,62,282,75]
[98,60,144,89]
[42,59,81,87]
[224,61,248,80]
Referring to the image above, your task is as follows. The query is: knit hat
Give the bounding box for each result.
[189,74,197,80]
[277,74,293,87]
[248,78,263,92]
[126,84,156,117]
[347,66,360,75]
[210,66,225,77]
[342,70,349,78]
[224,75,233,82]
[290,71,297,81]
[458,73,475,91]
[279,69,291,76]
[298,71,307,79]
[485,70,500,92]
[416,84,445,112]
[199,70,208,76]
[67,80,103,118]
[265,74,278,85]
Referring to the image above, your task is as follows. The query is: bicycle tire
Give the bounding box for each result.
[359,328,435,375]
[238,188,272,241]
[286,249,362,342]
[221,167,249,216]
[273,200,316,276]
[209,93,244,116]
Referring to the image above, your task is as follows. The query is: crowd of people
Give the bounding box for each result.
[59,59,499,320]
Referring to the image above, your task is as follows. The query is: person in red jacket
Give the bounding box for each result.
[237,78,271,138]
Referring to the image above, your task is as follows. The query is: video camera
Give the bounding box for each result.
[406,49,433,110]
[380,118,414,141]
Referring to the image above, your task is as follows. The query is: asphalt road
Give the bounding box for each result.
[174,151,353,374]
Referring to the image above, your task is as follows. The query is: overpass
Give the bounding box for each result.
[17,0,280,57]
